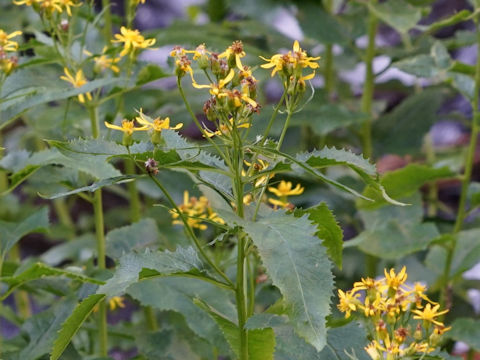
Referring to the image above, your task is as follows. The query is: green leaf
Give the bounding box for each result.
[369,0,422,34]
[393,54,438,78]
[0,207,49,256]
[128,277,235,352]
[136,64,170,86]
[373,89,446,156]
[0,77,126,129]
[359,164,454,209]
[19,297,77,360]
[106,218,159,260]
[425,228,480,278]
[449,318,480,351]
[221,210,334,351]
[39,175,138,199]
[297,147,376,176]
[195,300,275,360]
[0,262,104,300]
[50,294,105,360]
[295,203,343,269]
[97,247,204,297]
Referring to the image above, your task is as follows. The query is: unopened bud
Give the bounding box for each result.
[145,158,159,175]
[60,19,69,32]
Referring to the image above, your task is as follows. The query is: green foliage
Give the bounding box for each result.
[449,318,480,352]
[50,294,106,360]
[221,209,334,351]
[0,207,50,256]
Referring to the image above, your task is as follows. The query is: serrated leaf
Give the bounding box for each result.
[195,300,275,360]
[369,0,422,34]
[128,277,235,352]
[106,218,159,260]
[19,297,77,360]
[297,147,376,176]
[0,207,49,256]
[295,203,343,269]
[359,164,454,209]
[0,262,103,300]
[40,175,138,199]
[221,210,334,351]
[448,318,480,351]
[97,247,203,297]
[50,294,105,360]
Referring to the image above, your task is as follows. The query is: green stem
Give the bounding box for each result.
[425,134,438,218]
[88,104,108,355]
[53,198,75,230]
[276,110,293,152]
[360,3,378,160]
[102,0,113,41]
[361,3,378,279]
[441,13,480,309]
[9,245,31,319]
[259,91,286,145]
[236,234,248,360]
[324,44,334,97]
[247,255,255,316]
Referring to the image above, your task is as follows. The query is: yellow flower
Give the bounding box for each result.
[136,111,183,132]
[57,0,81,16]
[384,266,407,291]
[0,56,19,75]
[244,158,272,187]
[0,30,22,52]
[337,289,360,318]
[185,43,210,60]
[170,191,224,230]
[108,296,125,311]
[412,303,449,326]
[352,277,378,293]
[219,40,246,70]
[60,68,92,103]
[203,118,251,138]
[112,26,156,57]
[85,48,120,73]
[260,40,320,78]
[192,68,235,96]
[365,342,381,360]
[104,119,148,135]
[132,0,146,5]
[13,0,37,5]
[38,0,63,14]
[268,180,304,197]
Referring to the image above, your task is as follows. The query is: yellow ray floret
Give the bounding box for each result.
[104,119,148,135]
[0,30,22,52]
[112,26,156,57]
[60,68,92,103]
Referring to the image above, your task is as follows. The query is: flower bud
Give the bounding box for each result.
[60,19,69,32]
[145,158,159,175]
[203,97,217,122]
[122,132,133,147]
[151,130,162,145]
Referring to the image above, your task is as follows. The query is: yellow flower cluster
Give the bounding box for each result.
[171,190,225,231]
[337,267,451,360]
[0,29,21,75]
[13,0,82,16]
[268,180,304,209]
[170,41,259,142]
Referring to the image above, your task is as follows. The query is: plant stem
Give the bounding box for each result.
[441,13,480,309]
[425,134,438,218]
[147,173,234,288]
[276,110,293,152]
[360,2,378,160]
[9,245,31,319]
[361,3,378,279]
[236,233,248,360]
[259,91,286,145]
[324,0,335,97]
[125,159,141,223]
[102,0,112,41]
[88,104,108,355]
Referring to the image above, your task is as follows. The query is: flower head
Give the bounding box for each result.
[104,119,148,136]
[337,289,360,318]
[112,27,155,57]
[60,68,92,103]
[219,40,246,70]
[0,30,22,52]
[384,266,407,291]
[171,191,224,230]
[412,303,449,327]
[268,180,304,197]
